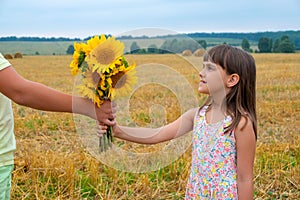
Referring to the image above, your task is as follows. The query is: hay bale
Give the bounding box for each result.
[193,48,206,57]
[14,52,23,58]
[4,54,13,59]
[182,50,192,56]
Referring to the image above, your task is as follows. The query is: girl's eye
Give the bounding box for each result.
[206,64,215,71]
[203,62,216,71]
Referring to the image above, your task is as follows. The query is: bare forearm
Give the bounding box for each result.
[15,80,99,119]
[237,180,254,200]
[114,125,166,144]
[113,109,195,144]
[16,80,72,111]
[0,66,115,124]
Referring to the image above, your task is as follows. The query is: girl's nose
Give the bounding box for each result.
[199,70,204,78]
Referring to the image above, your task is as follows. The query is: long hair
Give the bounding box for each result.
[202,45,257,139]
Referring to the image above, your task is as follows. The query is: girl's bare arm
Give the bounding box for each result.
[235,117,256,200]
[113,108,197,144]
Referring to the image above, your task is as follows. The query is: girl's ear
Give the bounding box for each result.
[227,73,240,88]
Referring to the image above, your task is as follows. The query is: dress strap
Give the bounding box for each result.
[196,105,233,129]
[223,115,232,127]
[198,105,209,117]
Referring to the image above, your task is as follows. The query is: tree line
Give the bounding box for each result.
[242,35,296,53]
[66,34,296,55]
[2,30,299,49]
[185,30,300,50]
[1,30,298,55]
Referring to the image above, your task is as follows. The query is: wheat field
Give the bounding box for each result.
[7,53,300,199]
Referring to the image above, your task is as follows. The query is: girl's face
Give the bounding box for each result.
[198,61,230,96]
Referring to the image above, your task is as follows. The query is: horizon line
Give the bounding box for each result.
[0,29,299,40]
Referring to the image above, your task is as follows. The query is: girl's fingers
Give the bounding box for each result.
[97,124,108,137]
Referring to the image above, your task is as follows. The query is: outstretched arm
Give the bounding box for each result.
[0,66,115,125]
[111,108,197,144]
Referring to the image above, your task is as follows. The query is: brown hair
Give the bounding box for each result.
[202,44,257,139]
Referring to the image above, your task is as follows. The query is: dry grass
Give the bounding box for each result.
[8,53,300,199]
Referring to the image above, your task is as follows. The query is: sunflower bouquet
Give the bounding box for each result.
[70,34,137,152]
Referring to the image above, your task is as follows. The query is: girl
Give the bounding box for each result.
[100,44,257,199]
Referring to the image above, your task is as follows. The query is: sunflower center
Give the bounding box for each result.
[92,71,101,85]
[93,47,115,65]
[111,72,126,88]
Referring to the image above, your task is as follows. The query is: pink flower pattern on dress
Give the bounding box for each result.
[185,106,237,199]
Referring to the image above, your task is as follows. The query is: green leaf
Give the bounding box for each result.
[78,51,86,69]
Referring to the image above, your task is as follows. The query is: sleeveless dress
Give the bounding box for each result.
[185,106,238,199]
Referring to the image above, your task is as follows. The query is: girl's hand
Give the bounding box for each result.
[97,123,108,138]
[97,123,120,139]
[96,101,118,138]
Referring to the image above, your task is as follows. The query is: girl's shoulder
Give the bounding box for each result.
[236,115,253,130]
[181,107,199,121]
[234,115,256,140]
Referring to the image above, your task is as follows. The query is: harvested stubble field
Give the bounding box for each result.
[8,53,300,199]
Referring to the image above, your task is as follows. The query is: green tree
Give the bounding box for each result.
[169,39,180,53]
[160,38,200,53]
[281,35,289,41]
[258,37,272,53]
[241,39,250,52]
[279,40,295,53]
[273,39,280,53]
[198,40,207,49]
[147,44,159,54]
[130,41,140,54]
[278,35,295,53]
[66,44,74,54]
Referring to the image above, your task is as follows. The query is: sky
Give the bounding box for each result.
[0,0,299,39]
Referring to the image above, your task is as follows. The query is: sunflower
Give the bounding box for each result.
[85,36,124,73]
[69,34,137,150]
[81,35,107,56]
[70,60,79,75]
[83,68,102,89]
[76,85,104,107]
[109,64,137,99]
[70,42,84,75]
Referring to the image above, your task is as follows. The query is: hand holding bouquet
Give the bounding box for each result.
[70,35,137,151]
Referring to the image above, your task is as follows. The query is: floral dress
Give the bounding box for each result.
[185,106,238,199]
